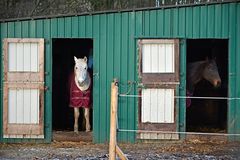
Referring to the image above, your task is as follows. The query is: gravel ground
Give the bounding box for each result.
[0,139,240,159]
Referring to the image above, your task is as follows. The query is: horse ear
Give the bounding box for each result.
[74,56,78,63]
[83,56,88,62]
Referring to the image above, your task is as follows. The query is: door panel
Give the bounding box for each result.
[3,38,44,138]
[138,39,179,140]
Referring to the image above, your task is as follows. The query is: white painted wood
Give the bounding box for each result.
[157,133,164,139]
[165,44,174,72]
[142,43,175,73]
[16,89,24,123]
[23,89,31,123]
[158,89,165,123]
[8,43,16,72]
[4,39,44,138]
[23,43,31,72]
[158,44,166,72]
[30,43,39,72]
[8,42,39,72]
[31,89,39,124]
[139,133,179,140]
[165,89,174,123]
[8,89,17,123]
[150,44,159,73]
[16,43,24,72]
[3,135,8,138]
[3,134,44,139]
[150,89,158,122]
[8,89,39,124]
[142,89,174,123]
[142,89,151,123]
[142,44,151,73]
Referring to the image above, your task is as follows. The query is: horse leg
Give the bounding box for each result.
[84,108,91,132]
[74,108,80,133]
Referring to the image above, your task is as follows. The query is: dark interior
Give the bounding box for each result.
[186,39,228,133]
[52,38,93,131]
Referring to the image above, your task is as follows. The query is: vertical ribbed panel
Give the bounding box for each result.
[0,2,240,143]
[0,23,2,142]
[142,89,174,123]
[236,3,240,140]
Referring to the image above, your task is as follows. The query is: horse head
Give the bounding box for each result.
[202,58,221,88]
[74,56,88,86]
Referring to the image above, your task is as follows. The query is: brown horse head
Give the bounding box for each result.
[202,58,221,88]
[187,58,221,92]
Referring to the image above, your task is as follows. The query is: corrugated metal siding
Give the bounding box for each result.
[0,2,240,143]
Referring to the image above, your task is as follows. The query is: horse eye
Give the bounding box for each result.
[75,67,78,69]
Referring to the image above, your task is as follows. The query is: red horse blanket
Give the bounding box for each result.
[186,90,193,108]
[69,73,91,108]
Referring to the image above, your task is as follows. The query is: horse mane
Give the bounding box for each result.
[187,60,208,92]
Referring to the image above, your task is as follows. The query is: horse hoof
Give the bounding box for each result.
[74,129,79,134]
[86,129,91,132]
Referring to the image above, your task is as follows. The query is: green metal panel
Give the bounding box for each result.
[114,13,121,142]
[29,21,36,37]
[86,15,93,37]
[99,14,107,142]
[57,18,64,38]
[79,16,86,37]
[229,3,236,139]
[178,7,186,38]
[144,11,150,36]
[0,2,240,143]
[179,39,187,138]
[214,4,222,37]
[64,17,72,37]
[222,4,229,38]
[157,9,164,37]
[128,12,136,142]
[207,5,215,38]
[228,3,237,141]
[164,9,171,37]
[119,12,129,141]
[200,6,207,38]
[172,8,179,36]
[235,3,240,141]
[43,19,52,143]
[106,13,114,142]
[193,7,200,38]
[92,15,100,143]
[71,17,79,37]
[0,22,2,143]
[149,10,157,36]
[15,21,22,38]
[186,7,193,38]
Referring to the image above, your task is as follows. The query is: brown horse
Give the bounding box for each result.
[186,58,221,107]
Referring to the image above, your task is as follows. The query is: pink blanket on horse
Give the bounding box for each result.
[69,73,91,108]
[186,90,193,108]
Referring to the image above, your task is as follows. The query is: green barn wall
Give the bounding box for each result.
[0,2,240,143]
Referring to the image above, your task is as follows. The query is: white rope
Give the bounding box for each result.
[119,94,141,97]
[119,94,240,100]
[175,96,240,100]
[118,129,240,136]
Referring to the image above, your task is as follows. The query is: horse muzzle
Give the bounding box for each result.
[78,78,85,85]
[213,80,221,88]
